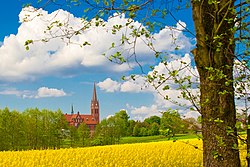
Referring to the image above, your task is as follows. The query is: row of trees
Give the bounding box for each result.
[76,110,247,147]
[0,107,201,150]
[1,107,248,151]
[0,107,68,151]
[92,109,201,145]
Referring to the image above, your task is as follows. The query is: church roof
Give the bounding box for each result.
[64,114,72,122]
[65,113,98,125]
[64,83,99,127]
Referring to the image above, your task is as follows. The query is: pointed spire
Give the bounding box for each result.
[92,82,98,101]
[71,104,74,115]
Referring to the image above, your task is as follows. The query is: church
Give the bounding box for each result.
[64,83,100,133]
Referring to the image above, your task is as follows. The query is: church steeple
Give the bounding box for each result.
[71,104,74,115]
[92,82,98,101]
[91,83,99,123]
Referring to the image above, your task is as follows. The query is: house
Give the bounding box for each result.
[64,83,100,133]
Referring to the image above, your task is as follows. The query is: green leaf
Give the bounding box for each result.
[163,85,170,91]
[214,118,224,123]
[99,11,105,17]
[103,0,109,6]
[58,23,63,27]
[131,74,136,81]
[164,95,169,100]
[121,76,126,80]
[84,8,90,13]
[24,40,33,46]
[83,41,91,46]
[170,70,178,77]
[232,143,238,150]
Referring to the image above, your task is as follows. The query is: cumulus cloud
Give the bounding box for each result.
[184,110,201,119]
[0,6,193,82]
[35,87,66,98]
[153,21,192,52]
[0,87,67,98]
[117,55,247,120]
[97,76,151,93]
[120,76,150,93]
[97,78,121,92]
[128,103,200,121]
[98,54,248,120]
[128,104,161,121]
[98,54,200,120]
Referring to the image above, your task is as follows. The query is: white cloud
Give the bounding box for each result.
[98,54,200,120]
[0,88,32,97]
[98,75,152,93]
[97,78,121,92]
[98,54,247,120]
[97,76,152,93]
[35,87,66,98]
[0,87,67,98]
[128,104,161,121]
[184,110,200,119]
[120,76,150,93]
[106,115,114,119]
[130,105,158,115]
[153,21,192,52]
[128,104,200,121]
[0,6,192,82]
[120,81,142,92]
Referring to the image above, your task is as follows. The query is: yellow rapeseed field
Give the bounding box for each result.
[0,139,247,167]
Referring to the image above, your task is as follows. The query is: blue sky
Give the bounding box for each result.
[0,0,200,120]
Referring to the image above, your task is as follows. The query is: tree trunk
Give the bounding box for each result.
[191,0,241,166]
[199,68,240,167]
[247,115,250,167]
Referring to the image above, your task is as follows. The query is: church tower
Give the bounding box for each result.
[91,83,99,123]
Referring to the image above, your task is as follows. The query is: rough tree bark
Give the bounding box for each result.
[247,115,250,166]
[191,0,240,166]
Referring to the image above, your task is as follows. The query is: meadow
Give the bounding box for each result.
[119,134,199,144]
[0,139,247,167]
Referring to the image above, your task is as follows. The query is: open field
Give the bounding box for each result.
[0,139,247,167]
[119,134,200,144]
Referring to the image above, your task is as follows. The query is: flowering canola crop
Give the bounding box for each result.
[0,139,247,167]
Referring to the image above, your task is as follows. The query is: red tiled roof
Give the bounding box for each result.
[64,113,98,125]
[80,114,98,124]
[64,114,72,122]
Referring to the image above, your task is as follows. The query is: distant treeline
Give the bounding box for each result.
[93,109,201,146]
[0,107,69,151]
[0,107,202,151]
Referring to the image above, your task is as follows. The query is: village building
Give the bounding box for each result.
[64,83,99,133]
